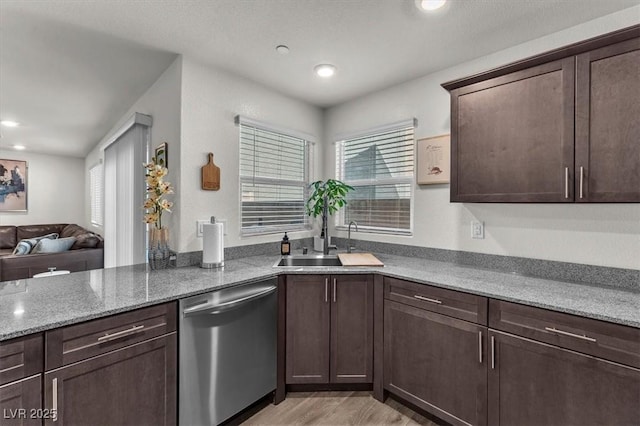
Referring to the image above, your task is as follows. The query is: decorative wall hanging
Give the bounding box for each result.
[417,134,450,185]
[155,142,168,168]
[0,158,28,212]
[201,152,220,190]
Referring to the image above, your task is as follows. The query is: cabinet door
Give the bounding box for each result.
[488,330,640,426]
[384,300,487,426]
[0,375,41,426]
[575,37,640,202]
[285,275,330,384]
[451,57,575,202]
[44,334,176,426]
[330,275,373,383]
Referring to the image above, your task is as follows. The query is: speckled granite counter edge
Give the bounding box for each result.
[2,254,638,342]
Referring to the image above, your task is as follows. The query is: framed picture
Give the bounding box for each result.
[417,134,450,185]
[155,142,168,168]
[0,158,28,212]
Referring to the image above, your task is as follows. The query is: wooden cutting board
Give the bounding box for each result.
[338,253,384,267]
[201,153,220,190]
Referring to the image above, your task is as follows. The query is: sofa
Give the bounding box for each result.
[0,224,104,281]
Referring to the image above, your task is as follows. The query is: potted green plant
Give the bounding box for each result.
[305,179,354,253]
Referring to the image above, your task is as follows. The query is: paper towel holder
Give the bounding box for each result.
[201,216,225,269]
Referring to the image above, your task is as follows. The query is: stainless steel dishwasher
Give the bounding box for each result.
[179,279,277,425]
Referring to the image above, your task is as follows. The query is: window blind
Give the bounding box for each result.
[239,121,311,235]
[89,163,103,226]
[336,122,415,234]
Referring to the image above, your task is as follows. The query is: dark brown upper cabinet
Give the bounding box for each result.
[443,25,640,203]
[575,37,640,202]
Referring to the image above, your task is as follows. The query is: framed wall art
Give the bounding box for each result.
[0,158,28,212]
[417,134,450,185]
[155,142,168,168]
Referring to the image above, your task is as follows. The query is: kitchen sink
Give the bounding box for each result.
[274,255,343,267]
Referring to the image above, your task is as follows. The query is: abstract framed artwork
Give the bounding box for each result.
[155,142,168,168]
[0,158,28,212]
[416,134,450,185]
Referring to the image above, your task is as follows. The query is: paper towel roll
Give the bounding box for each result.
[202,218,224,268]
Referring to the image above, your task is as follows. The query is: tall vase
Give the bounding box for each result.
[148,227,171,270]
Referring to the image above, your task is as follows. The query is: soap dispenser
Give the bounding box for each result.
[281,232,291,255]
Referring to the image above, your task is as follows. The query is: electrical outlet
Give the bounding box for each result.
[471,221,485,239]
[196,220,208,237]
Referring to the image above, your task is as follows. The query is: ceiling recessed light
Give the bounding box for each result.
[1,120,20,127]
[314,64,336,78]
[13,145,26,150]
[416,0,446,11]
[276,45,290,54]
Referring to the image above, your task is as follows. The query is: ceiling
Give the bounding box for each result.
[1,0,638,158]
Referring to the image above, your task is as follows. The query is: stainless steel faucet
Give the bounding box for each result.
[347,221,358,253]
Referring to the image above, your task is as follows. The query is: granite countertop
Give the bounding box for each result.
[1,253,639,341]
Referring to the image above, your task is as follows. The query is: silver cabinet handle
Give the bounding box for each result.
[333,278,337,303]
[478,331,483,364]
[491,336,495,370]
[545,327,596,342]
[325,278,328,303]
[97,325,145,342]
[52,377,58,422]
[565,167,569,199]
[414,295,442,304]
[579,166,584,199]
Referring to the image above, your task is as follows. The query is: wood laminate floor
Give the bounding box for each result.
[241,392,440,426]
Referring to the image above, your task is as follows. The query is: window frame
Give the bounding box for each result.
[335,119,416,236]
[236,116,314,236]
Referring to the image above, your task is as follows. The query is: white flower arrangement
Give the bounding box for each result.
[143,159,174,229]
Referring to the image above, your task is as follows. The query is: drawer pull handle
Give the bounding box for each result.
[564,167,569,199]
[414,295,442,304]
[544,327,596,343]
[97,325,145,342]
[579,166,584,199]
[52,377,58,422]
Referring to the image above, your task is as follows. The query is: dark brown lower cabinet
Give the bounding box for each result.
[488,330,640,426]
[384,300,487,426]
[43,333,177,426]
[285,275,331,384]
[331,275,373,383]
[0,375,42,426]
[285,274,373,385]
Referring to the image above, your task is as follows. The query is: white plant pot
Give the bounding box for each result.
[313,236,331,252]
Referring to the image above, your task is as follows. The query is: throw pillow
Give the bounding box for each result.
[12,233,59,255]
[31,237,76,254]
[60,224,101,249]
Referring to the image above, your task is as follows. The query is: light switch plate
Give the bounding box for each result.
[471,221,485,239]
[196,220,208,237]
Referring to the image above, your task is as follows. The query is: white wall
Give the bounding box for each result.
[0,150,85,226]
[85,56,182,244]
[325,8,640,269]
[178,57,324,253]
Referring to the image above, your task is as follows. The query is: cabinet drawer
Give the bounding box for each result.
[45,302,177,370]
[0,334,43,386]
[489,299,640,368]
[384,277,487,325]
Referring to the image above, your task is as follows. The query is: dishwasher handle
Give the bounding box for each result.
[182,285,277,317]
